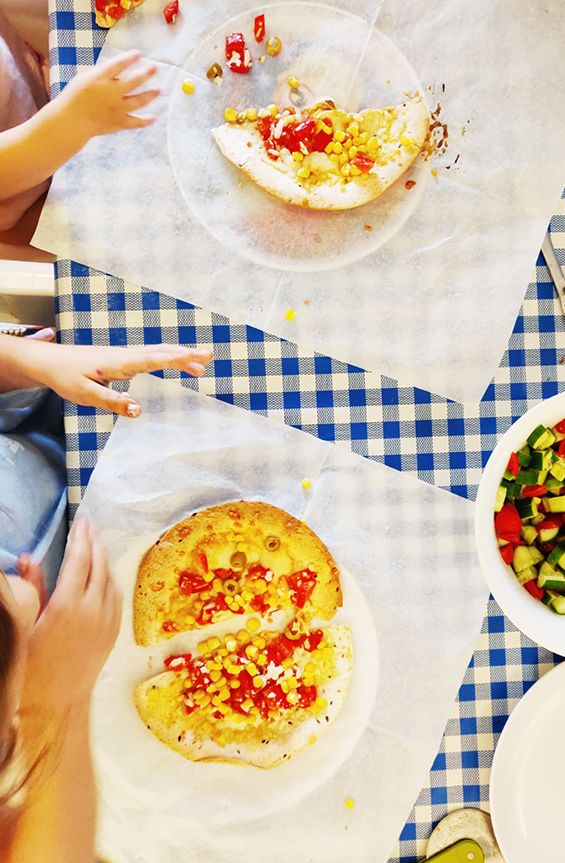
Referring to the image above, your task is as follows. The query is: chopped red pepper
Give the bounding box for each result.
[494,503,522,544]
[554,418,565,434]
[287,569,317,608]
[164,653,192,670]
[213,567,237,580]
[296,684,317,708]
[163,0,179,24]
[178,571,208,595]
[196,594,229,625]
[350,153,375,173]
[499,544,515,565]
[524,579,544,600]
[95,0,107,9]
[558,439,565,458]
[247,564,270,580]
[254,13,265,42]
[521,484,548,498]
[162,620,178,633]
[506,452,520,477]
[107,4,125,19]
[225,32,253,73]
[250,593,270,614]
[303,629,323,652]
[257,115,333,158]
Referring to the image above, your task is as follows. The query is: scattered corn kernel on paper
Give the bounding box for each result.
[35,0,565,403]
[78,375,488,863]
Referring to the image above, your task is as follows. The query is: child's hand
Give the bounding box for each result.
[22,342,213,417]
[58,49,160,141]
[20,520,122,717]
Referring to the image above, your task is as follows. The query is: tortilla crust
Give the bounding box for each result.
[212,98,429,210]
[134,501,342,646]
[134,625,353,768]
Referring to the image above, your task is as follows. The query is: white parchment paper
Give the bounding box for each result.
[35,0,565,403]
[78,375,488,862]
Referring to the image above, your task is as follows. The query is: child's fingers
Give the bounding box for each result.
[78,378,142,418]
[103,49,143,79]
[85,522,111,600]
[99,345,209,379]
[123,89,161,112]
[120,65,157,94]
[17,555,47,614]
[125,114,157,129]
[57,519,92,597]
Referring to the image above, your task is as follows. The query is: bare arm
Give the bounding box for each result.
[0,50,159,201]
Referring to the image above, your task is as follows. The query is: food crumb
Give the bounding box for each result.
[364,223,372,232]
[301,478,312,490]
[404,180,416,190]
[560,356,565,365]
[181,79,195,94]
[304,299,311,306]
[258,55,266,62]
[431,168,438,177]
[344,798,355,810]
[285,308,296,321]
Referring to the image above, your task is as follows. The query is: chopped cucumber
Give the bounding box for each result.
[516,469,546,485]
[546,476,564,491]
[516,497,540,521]
[550,459,565,483]
[539,523,560,542]
[538,565,565,592]
[513,545,543,572]
[520,525,538,545]
[547,542,565,569]
[494,485,507,512]
[545,496,565,514]
[552,427,565,443]
[516,565,538,585]
[527,424,557,450]
[545,591,565,614]
[530,450,556,471]
[518,445,532,467]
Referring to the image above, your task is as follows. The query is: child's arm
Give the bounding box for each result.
[0,50,159,201]
[0,335,212,416]
[0,522,120,863]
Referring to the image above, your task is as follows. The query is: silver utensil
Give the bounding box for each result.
[541,231,565,317]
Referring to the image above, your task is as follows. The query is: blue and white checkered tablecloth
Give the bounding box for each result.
[48,5,565,861]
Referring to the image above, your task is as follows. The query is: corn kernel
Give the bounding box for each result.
[349,146,358,159]
[286,691,299,704]
[281,657,294,669]
[256,654,268,667]
[202,569,215,583]
[258,107,270,119]
[245,644,259,659]
[266,35,282,56]
[224,637,238,651]
[343,138,352,150]
[332,141,343,155]
[193,689,207,702]
[267,103,279,116]
[207,637,221,652]
[224,107,238,123]
[324,142,334,154]
[218,687,230,701]
[212,577,223,592]
[352,135,362,146]
[252,676,264,688]
[346,121,359,136]
[285,676,298,689]
[237,630,249,643]
[296,167,311,179]
[182,79,195,94]
[287,75,300,89]
[357,131,369,144]
[121,0,132,8]
[199,694,211,707]
[329,154,340,164]
[249,706,260,716]
[315,697,328,710]
[210,670,222,682]
[254,579,268,594]
[255,637,266,649]
[229,679,241,689]
[319,121,332,135]
[344,798,355,810]
[246,107,258,122]
[217,648,228,657]
[241,589,253,602]
[184,614,196,625]
[301,478,312,490]
[246,662,258,677]
[198,640,209,654]
[242,698,254,711]
[350,165,362,176]
[367,136,379,150]
[246,617,261,633]
[334,129,346,143]
[338,153,348,166]
[293,151,304,162]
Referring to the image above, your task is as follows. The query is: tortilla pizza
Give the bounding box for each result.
[94,0,145,28]
[134,501,342,646]
[213,97,430,210]
[134,622,353,767]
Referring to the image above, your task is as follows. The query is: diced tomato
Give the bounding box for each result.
[499,544,515,565]
[524,579,544,600]
[278,117,333,154]
[178,570,208,595]
[303,630,323,651]
[212,710,223,720]
[254,13,265,42]
[95,0,107,10]
[296,684,317,708]
[521,484,548,498]
[540,541,556,555]
[494,503,522,544]
[350,153,375,173]
[163,0,179,24]
[107,4,125,19]
[266,633,299,665]
[558,439,565,458]
[185,703,197,715]
[537,519,559,533]
[506,452,520,477]
[287,568,317,608]
[213,568,237,580]
[162,620,178,633]
[255,682,288,719]
[164,653,192,670]
[196,594,228,625]
[198,551,209,572]
[250,593,269,614]
[554,418,565,434]
[225,32,252,73]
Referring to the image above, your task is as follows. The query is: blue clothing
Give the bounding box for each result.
[0,388,66,592]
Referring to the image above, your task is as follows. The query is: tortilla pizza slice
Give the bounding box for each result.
[212,97,430,210]
[94,0,145,28]
[133,501,342,646]
[134,622,353,767]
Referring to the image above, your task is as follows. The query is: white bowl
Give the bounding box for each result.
[475,391,565,655]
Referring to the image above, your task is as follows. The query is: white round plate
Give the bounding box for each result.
[490,661,565,862]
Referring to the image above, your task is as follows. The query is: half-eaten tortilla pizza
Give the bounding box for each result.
[135,621,353,767]
[212,97,430,210]
[134,501,342,646]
